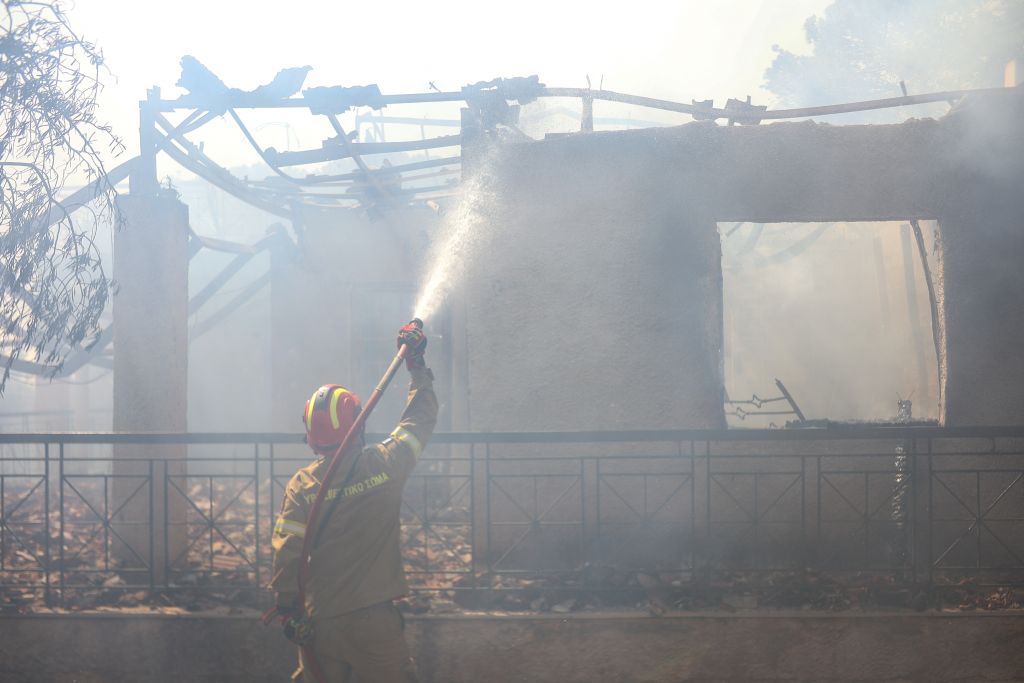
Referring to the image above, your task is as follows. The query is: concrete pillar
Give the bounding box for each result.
[940,193,1024,425]
[112,194,189,584]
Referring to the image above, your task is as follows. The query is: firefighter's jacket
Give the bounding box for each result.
[270,366,438,618]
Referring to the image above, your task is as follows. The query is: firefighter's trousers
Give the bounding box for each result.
[294,601,418,683]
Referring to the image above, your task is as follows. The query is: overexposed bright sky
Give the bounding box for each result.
[68,0,832,166]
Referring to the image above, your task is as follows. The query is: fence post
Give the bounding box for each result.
[594,457,602,566]
[926,438,934,587]
[470,442,490,585]
[148,459,155,595]
[704,440,712,572]
[58,442,64,607]
[909,438,919,584]
[254,443,261,588]
[43,443,51,607]
[688,441,696,573]
[815,455,822,570]
[469,443,476,592]
[800,455,807,573]
[269,444,276,527]
[163,460,170,590]
[485,443,492,575]
[577,455,590,566]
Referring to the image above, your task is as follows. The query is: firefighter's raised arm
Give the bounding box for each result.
[378,321,438,474]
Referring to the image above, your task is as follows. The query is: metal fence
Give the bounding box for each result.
[1,427,1023,609]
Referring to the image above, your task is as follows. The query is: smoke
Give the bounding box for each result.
[763,0,1023,127]
[723,220,941,424]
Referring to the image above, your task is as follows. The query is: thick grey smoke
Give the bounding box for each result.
[765,0,1023,113]
[723,220,941,425]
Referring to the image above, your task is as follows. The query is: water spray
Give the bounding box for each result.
[411,194,477,321]
[412,154,497,322]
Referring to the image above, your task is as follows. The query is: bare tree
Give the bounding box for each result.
[0,0,122,389]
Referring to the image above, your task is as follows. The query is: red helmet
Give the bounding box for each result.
[303,384,361,456]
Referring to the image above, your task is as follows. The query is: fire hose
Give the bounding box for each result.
[264,319,422,683]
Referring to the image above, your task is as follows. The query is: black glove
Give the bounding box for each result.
[397,319,427,370]
[283,613,314,646]
[261,601,314,645]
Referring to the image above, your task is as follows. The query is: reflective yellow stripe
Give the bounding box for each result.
[390,426,423,458]
[274,517,306,538]
[329,387,347,430]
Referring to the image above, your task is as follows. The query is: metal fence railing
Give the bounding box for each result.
[1,427,1023,610]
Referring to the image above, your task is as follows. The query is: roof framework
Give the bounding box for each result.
[3,62,1011,379]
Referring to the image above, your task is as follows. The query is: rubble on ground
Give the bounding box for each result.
[1,481,1021,615]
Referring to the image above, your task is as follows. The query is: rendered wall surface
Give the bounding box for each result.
[459,89,1024,431]
[934,98,1024,425]
[461,137,726,432]
[3,611,1023,682]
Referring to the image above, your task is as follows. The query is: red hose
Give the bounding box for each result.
[295,339,413,683]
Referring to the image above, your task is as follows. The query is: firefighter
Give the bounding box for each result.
[270,321,436,682]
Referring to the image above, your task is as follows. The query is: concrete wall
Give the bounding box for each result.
[936,97,1024,425]
[459,89,1024,432]
[3,611,1023,682]
[461,139,726,432]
